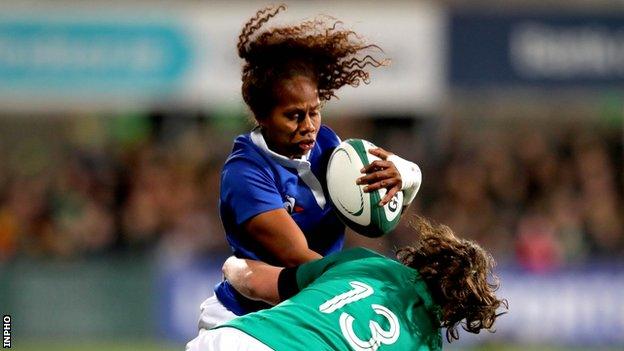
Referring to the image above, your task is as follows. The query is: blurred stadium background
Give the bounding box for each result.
[0,0,623,350]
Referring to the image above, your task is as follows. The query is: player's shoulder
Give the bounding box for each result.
[329,247,389,263]
[223,133,271,170]
[316,124,341,148]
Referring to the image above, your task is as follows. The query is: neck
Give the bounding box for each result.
[261,128,302,159]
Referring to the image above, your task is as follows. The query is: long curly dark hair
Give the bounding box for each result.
[237,4,388,119]
[396,216,507,342]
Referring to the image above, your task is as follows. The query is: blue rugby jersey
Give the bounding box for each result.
[215,124,345,315]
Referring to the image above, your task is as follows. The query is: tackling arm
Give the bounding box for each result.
[222,256,284,305]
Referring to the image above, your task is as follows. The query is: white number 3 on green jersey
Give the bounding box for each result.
[320,281,400,351]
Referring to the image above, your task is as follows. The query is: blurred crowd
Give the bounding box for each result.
[0,113,234,264]
[0,113,622,271]
[422,118,624,270]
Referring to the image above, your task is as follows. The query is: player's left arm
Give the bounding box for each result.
[357,147,422,209]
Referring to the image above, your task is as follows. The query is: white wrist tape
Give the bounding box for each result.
[387,154,422,206]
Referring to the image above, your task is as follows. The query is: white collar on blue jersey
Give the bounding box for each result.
[250,126,326,208]
[250,126,312,169]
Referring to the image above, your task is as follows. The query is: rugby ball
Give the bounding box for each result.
[326,139,403,237]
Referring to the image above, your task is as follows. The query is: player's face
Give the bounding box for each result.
[260,75,321,159]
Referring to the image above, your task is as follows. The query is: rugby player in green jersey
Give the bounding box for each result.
[186,217,506,350]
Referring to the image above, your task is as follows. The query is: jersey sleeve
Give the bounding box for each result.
[276,255,339,301]
[277,248,385,301]
[318,124,341,147]
[277,266,299,300]
[221,159,284,225]
[298,248,380,289]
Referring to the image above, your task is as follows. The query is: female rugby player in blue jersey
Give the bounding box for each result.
[196,5,422,329]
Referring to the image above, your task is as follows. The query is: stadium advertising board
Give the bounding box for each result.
[0,2,444,113]
[156,261,224,342]
[450,13,624,88]
[0,22,191,90]
[0,11,197,112]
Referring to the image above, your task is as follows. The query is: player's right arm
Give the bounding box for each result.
[222,250,368,305]
[244,209,321,266]
[221,256,317,305]
[222,256,283,305]
[222,252,330,305]
[222,159,321,267]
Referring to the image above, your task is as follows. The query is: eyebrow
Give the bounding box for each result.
[284,103,321,113]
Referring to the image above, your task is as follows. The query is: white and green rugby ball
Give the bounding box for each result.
[326,139,403,237]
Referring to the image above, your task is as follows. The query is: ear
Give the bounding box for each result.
[255,110,271,126]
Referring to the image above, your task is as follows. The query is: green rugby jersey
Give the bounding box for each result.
[221,248,442,351]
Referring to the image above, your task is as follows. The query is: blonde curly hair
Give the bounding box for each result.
[397,216,508,342]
